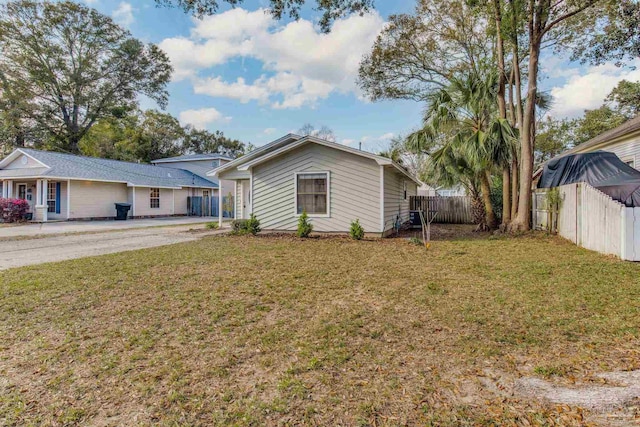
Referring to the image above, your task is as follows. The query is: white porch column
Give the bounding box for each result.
[6,180,13,198]
[35,179,48,222]
[218,187,223,226]
[1,180,6,198]
[67,179,71,219]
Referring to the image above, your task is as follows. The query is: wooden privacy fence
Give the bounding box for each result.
[534,183,640,261]
[410,196,473,224]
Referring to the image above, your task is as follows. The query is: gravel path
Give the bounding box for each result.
[0,226,225,270]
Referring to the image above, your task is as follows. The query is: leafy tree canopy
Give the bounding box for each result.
[154,0,374,32]
[0,0,172,154]
[79,109,246,163]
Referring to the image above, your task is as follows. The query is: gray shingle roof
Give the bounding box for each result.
[0,149,218,188]
[152,153,234,163]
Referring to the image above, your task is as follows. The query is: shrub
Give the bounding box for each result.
[297,210,313,238]
[349,219,364,240]
[409,236,423,246]
[0,198,29,223]
[206,221,219,230]
[246,214,261,235]
[231,215,261,235]
[231,219,248,234]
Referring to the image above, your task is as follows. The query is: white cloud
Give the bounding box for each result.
[178,108,231,130]
[263,127,277,135]
[193,76,270,103]
[549,60,640,118]
[159,8,385,109]
[112,2,134,28]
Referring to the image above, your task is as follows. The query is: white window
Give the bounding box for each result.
[403,180,407,200]
[150,188,160,209]
[295,172,329,216]
[47,182,56,213]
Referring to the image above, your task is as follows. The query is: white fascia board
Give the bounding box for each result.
[206,133,302,177]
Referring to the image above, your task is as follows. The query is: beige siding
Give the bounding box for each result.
[173,188,189,215]
[69,181,128,219]
[383,168,417,231]
[252,143,381,233]
[134,187,174,217]
[577,133,640,168]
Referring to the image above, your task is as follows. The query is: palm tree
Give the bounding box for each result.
[407,70,517,230]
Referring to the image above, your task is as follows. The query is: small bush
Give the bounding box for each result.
[0,198,29,223]
[297,210,313,238]
[232,215,261,235]
[206,222,219,230]
[231,219,248,234]
[246,214,261,235]
[409,236,423,246]
[349,219,364,240]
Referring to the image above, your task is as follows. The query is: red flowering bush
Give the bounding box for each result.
[0,198,30,223]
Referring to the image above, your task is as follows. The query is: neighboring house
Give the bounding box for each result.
[208,134,420,236]
[558,114,640,168]
[417,183,437,197]
[0,148,223,222]
[151,153,236,218]
[436,185,466,197]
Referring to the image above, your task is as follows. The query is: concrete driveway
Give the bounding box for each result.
[0,216,219,238]
[0,224,226,270]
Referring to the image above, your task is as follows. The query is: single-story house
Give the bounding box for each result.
[208,134,421,236]
[0,148,229,222]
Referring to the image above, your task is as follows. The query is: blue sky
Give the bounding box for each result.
[84,0,640,151]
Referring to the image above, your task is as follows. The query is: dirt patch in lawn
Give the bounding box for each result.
[1,230,639,425]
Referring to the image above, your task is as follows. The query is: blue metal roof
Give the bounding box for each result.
[0,149,218,188]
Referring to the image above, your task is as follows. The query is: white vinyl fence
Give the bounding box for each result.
[533,183,640,261]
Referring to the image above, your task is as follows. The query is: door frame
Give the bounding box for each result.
[16,183,27,200]
[241,180,251,219]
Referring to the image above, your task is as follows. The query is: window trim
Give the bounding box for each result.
[47,181,57,213]
[621,155,636,169]
[150,187,160,209]
[294,171,330,218]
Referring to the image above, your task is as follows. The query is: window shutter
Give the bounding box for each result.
[55,182,61,214]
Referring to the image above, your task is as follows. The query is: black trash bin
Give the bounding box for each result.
[115,203,132,220]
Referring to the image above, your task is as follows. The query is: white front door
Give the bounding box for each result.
[242,180,251,219]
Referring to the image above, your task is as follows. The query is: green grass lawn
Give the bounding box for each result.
[1,228,639,426]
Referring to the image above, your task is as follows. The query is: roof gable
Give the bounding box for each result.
[207,133,302,177]
[0,149,49,169]
[215,134,421,185]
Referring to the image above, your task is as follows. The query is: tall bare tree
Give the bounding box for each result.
[0,1,172,154]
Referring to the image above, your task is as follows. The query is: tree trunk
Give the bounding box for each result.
[502,166,511,224]
[510,33,541,232]
[493,0,511,228]
[510,156,519,219]
[470,186,486,229]
[479,170,497,230]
